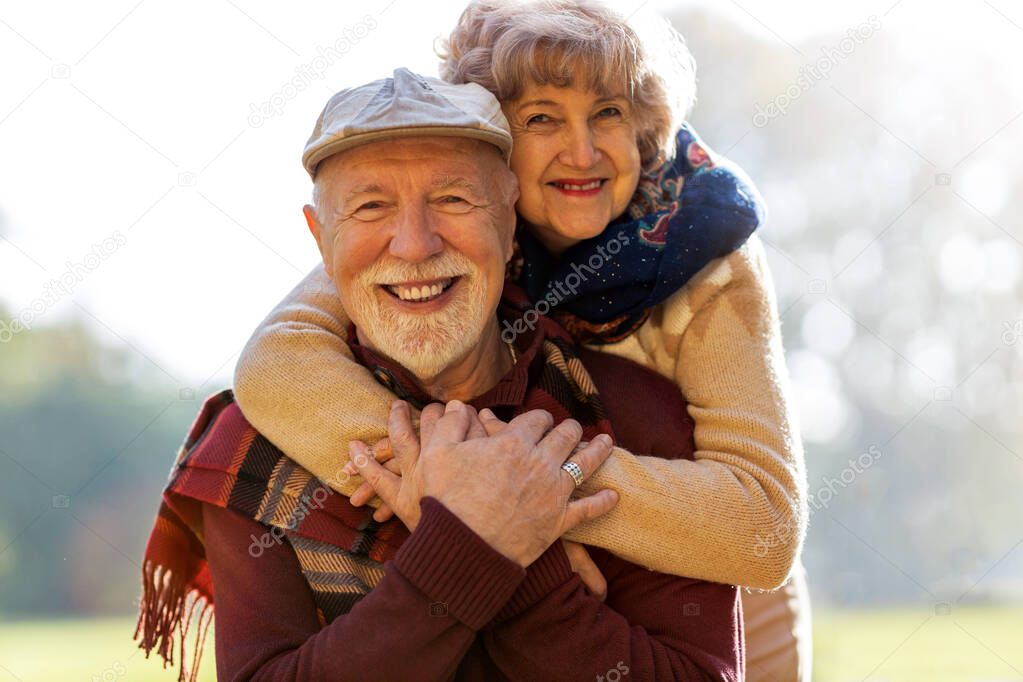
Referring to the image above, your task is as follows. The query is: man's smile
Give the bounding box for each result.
[379,276,463,310]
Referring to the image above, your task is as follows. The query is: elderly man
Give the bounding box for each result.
[136,70,743,681]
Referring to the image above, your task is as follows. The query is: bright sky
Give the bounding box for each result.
[0,0,983,389]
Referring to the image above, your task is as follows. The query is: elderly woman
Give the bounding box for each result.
[234,1,810,679]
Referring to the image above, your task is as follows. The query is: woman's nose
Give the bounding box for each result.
[558,125,601,169]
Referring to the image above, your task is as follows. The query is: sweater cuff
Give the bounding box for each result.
[392,497,525,630]
[493,540,575,624]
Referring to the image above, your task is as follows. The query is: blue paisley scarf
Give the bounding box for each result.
[514,123,766,344]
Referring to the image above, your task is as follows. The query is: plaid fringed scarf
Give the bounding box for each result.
[135,297,613,681]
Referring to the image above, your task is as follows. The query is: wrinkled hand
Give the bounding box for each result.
[345,437,398,522]
[347,438,397,521]
[346,402,485,522]
[347,407,609,600]
[563,540,607,601]
[352,400,618,567]
[347,401,487,531]
[478,410,609,598]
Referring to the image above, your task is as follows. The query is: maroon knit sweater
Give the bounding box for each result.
[202,347,744,681]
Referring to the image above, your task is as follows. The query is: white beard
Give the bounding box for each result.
[350,252,489,381]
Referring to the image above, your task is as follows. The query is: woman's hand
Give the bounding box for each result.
[563,540,607,601]
[347,438,399,521]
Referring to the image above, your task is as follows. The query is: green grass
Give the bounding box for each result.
[813,605,1023,681]
[0,617,215,682]
[1,606,1020,681]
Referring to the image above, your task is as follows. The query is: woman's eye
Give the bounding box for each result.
[440,195,467,204]
[596,106,622,118]
[526,113,552,125]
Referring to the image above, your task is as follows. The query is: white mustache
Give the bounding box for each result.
[357,252,473,287]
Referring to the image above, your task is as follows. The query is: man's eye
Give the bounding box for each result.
[351,201,388,220]
[354,201,389,215]
[435,195,475,212]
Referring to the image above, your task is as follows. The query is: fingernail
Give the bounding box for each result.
[348,441,367,467]
[598,434,613,447]
[479,408,494,420]
[446,400,463,413]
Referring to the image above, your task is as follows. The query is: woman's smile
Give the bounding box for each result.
[547,177,609,196]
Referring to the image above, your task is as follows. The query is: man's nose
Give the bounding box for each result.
[388,204,443,262]
[558,124,601,169]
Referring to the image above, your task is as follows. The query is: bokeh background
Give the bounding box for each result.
[1,0,1021,680]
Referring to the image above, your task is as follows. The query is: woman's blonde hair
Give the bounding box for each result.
[438,0,697,166]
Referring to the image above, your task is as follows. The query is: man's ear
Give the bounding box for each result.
[503,177,520,263]
[503,216,516,265]
[303,204,334,278]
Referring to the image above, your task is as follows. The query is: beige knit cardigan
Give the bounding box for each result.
[233,235,807,590]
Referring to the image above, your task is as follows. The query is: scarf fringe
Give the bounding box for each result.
[134,558,213,682]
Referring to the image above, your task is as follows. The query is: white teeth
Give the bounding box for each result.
[556,180,602,191]
[386,278,454,302]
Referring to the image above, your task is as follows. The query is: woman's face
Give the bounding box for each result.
[503,79,642,255]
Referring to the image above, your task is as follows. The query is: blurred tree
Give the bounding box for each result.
[673,7,1023,606]
[0,305,203,615]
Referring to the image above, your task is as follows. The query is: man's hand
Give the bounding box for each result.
[352,400,618,567]
[348,401,491,530]
[349,404,611,598]
[346,402,482,522]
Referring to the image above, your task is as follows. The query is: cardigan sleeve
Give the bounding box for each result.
[564,236,807,589]
[233,265,394,498]
[233,236,806,590]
